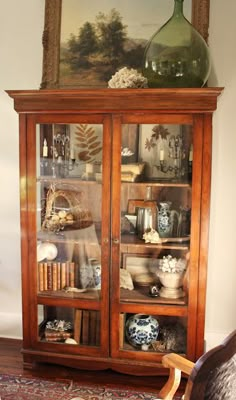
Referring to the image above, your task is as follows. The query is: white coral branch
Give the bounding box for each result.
[108,67,148,89]
[159,255,187,273]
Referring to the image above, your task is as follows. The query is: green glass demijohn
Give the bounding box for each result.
[142,0,211,88]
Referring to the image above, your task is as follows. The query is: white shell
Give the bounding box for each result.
[37,242,58,261]
[65,338,77,345]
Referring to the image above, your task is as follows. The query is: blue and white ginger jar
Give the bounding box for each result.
[125,314,159,347]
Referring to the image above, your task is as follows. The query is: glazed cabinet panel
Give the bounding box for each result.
[7,88,222,374]
[23,114,112,359]
[111,115,197,363]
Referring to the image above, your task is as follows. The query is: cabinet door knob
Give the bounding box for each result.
[113,238,119,244]
[103,238,109,244]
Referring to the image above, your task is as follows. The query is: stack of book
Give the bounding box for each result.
[44,328,73,342]
[74,309,100,346]
[38,261,76,291]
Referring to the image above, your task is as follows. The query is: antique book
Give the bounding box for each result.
[43,262,48,291]
[38,262,44,291]
[57,262,61,289]
[69,262,75,287]
[89,310,97,345]
[61,262,66,289]
[82,310,89,345]
[52,263,57,291]
[74,309,82,344]
[47,263,53,291]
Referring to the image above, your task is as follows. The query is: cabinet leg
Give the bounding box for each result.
[23,355,34,370]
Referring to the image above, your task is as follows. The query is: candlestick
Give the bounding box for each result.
[86,163,94,174]
[70,145,75,160]
[160,149,164,161]
[43,139,48,157]
[189,146,193,162]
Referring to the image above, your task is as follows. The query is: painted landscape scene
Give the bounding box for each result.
[59,0,191,88]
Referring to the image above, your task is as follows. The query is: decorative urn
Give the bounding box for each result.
[157,255,187,298]
[125,314,159,348]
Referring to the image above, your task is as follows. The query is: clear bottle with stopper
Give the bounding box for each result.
[145,185,152,201]
[188,144,193,181]
[136,186,157,239]
[145,185,159,235]
[40,138,49,176]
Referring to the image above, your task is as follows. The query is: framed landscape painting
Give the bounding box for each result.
[41,0,210,89]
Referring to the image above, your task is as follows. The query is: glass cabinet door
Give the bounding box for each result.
[112,117,195,360]
[32,117,110,353]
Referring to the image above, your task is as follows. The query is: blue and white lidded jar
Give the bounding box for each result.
[89,258,101,289]
[125,314,159,348]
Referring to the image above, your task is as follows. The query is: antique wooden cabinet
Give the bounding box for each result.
[7,88,222,375]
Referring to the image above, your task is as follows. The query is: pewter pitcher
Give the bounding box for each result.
[136,207,153,239]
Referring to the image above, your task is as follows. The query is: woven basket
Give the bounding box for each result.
[42,189,93,232]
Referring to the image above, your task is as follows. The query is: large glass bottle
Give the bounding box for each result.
[142,0,211,88]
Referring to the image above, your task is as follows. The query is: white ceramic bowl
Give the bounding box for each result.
[37,242,58,261]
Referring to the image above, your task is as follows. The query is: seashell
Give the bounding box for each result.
[64,287,87,293]
[65,338,77,345]
[143,228,161,243]
[58,210,67,219]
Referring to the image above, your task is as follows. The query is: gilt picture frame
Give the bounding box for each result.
[41,0,210,89]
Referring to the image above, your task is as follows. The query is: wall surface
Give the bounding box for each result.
[206,0,236,348]
[0,0,235,350]
[0,0,44,338]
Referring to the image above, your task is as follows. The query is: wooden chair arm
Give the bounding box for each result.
[158,354,194,400]
[162,353,195,376]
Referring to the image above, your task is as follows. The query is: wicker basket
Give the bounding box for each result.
[42,189,93,232]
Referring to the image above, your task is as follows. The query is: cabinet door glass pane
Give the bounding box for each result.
[38,305,101,347]
[119,123,192,354]
[120,313,187,354]
[36,123,103,298]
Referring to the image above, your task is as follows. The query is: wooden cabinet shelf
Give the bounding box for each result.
[7,87,223,374]
[121,235,190,252]
[120,288,187,306]
[38,290,101,301]
[37,176,100,185]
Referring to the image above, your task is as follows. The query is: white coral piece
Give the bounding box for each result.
[159,255,187,273]
[108,67,148,88]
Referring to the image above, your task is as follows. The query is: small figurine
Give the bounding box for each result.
[149,284,160,297]
[143,228,162,243]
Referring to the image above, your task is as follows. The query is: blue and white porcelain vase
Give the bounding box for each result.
[89,258,101,289]
[158,201,172,237]
[125,314,159,348]
[157,201,179,238]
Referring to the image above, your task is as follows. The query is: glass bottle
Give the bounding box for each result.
[142,0,211,88]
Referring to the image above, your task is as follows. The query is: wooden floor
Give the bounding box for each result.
[0,337,185,395]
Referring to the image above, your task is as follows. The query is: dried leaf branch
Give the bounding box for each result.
[74,124,102,162]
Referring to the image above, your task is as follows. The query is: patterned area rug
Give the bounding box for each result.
[0,374,182,400]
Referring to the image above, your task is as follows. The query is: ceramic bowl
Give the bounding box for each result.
[37,242,58,261]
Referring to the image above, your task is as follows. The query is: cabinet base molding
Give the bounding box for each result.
[21,348,167,376]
